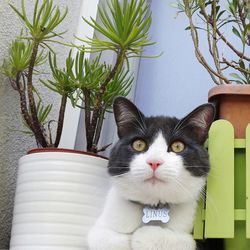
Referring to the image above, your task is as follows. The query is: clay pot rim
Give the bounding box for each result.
[28,148,108,160]
[208,85,250,101]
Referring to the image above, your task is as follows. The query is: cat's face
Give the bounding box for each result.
[108,97,215,205]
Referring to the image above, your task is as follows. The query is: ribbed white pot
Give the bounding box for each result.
[10,149,109,250]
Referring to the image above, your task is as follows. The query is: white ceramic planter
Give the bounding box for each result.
[10,150,109,250]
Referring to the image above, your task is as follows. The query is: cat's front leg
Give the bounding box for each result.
[131,226,196,250]
[88,226,131,250]
[88,187,141,250]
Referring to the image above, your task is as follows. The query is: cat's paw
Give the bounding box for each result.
[131,226,164,250]
[88,227,131,250]
[131,226,196,250]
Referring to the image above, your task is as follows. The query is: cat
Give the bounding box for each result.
[88,97,216,250]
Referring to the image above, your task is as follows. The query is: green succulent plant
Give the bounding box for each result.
[1,0,155,153]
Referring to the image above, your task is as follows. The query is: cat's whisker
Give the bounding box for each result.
[184,165,221,179]
[201,196,220,221]
[111,172,129,178]
[197,186,220,220]
[108,161,130,165]
[111,170,149,179]
[198,190,210,205]
[160,171,178,178]
[167,175,199,201]
[108,166,130,169]
[167,176,220,219]
[206,171,223,179]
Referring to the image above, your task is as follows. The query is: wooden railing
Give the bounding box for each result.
[194,120,250,248]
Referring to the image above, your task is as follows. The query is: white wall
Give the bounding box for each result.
[135,0,214,118]
[0,1,82,248]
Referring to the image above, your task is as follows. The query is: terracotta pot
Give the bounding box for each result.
[10,148,109,250]
[208,85,250,138]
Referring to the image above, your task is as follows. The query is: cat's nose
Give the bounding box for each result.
[147,159,163,171]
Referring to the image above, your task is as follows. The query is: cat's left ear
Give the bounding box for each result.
[113,97,146,138]
[174,103,216,144]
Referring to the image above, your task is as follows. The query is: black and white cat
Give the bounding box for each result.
[88,97,215,250]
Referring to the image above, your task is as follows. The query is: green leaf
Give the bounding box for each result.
[244,24,250,36]
[239,60,245,69]
[41,51,77,95]
[232,26,242,40]
[217,10,226,21]
[77,0,154,58]
[10,0,68,44]
[230,73,248,84]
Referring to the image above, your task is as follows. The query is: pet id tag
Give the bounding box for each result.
[142,205,170,224]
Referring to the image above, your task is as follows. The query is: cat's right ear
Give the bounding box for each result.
[113,97,146,138]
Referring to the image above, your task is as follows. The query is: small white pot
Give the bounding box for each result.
[10,149,109,250]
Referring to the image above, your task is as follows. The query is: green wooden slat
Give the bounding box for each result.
[193,198,205,239]
[235,209,246,221]
[205,120,234,238]
[235,139,246,149]
[246,124,250,238]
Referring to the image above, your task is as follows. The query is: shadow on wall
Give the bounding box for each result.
[0,76,34,249]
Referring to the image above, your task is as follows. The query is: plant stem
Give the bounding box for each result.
[211,0,223,85]
[83,88,92,151]
[222,58,250,75]
[15,73,35,134]
[215,29,250,62]
[92,106,106,153]
[54,94,67,147]
[87,50,125,152]
[185,1,230,84]
[199,4,250,62]
[27,41,48,147]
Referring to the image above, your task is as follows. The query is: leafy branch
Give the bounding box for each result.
[74,0,154,153]
[1,0,69,147]
[176,0,250,85]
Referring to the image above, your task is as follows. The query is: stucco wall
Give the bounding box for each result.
[0,0,82,248]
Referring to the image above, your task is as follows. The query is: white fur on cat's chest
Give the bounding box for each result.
[96,187,197,234]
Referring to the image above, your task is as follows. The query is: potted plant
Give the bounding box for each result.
[1,0,155,249]
[175,1,250,249]
[175,0,250,138]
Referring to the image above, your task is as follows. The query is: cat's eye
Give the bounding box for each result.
[170,141,185,153]
[132,139,147,152]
